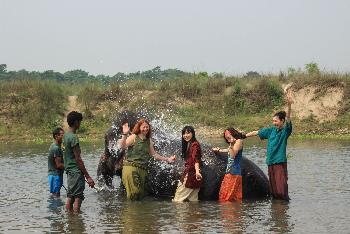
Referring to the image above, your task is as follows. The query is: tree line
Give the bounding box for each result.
[0,64,190,84]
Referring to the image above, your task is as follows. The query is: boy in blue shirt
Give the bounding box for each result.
[48,127,65,197]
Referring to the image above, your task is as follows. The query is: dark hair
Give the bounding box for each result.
[223,127,244,144]
[67,111,83,127]
[132,118,151,138]
[52,127,64,139]
[181,126,196,159]
[274,111,286,121]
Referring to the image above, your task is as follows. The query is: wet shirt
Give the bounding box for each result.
[258,120,292,166]
[226,148,243,175]
[126,135,151,167]
[63,131,80,173]
[48,143,64,176]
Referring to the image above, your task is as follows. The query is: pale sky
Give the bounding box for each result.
[0,0,349,75]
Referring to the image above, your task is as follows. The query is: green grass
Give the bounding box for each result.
[1,71,350,142]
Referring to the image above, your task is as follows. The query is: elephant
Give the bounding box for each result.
[97,111,271,200]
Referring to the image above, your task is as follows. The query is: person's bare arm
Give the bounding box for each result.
[120,134,136,150]
[195,162,202,181]
[228,140,242,159]
[212,147,228,153]
[285,88,293,121]
[73,146,95,187]
[120,123,136,150]
[245,131,259,138]
[54,156,64,170]
[149,140,176,163]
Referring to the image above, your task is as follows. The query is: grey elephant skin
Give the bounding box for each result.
[97,111,271,200]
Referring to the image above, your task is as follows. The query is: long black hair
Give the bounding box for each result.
[223,127,244,144]
[181,125,196,159]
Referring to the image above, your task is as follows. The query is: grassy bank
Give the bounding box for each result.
[1,69,350,143]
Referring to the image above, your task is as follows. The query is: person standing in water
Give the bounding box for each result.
[213,128,244,202]
[48,127,65,197]
[244,87,293,201]
[64,111,95,213]
[173,126,203,202]
[120,118,176,200]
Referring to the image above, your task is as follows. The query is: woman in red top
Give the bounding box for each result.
[173,126,203,202]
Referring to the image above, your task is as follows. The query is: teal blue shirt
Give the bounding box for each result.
[258,121,292,166]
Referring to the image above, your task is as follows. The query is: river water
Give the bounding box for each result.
[0,139,349,233]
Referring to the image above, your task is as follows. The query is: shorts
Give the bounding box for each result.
[67,171,85,200]
[48,174,63,195]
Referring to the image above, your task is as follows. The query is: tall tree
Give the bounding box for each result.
[64,69,89,82]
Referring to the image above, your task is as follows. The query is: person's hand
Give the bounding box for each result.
[212,147,220,152]
[87,177,95,188]
[284,83,293,94]
[122,122,130,135]
[195,172,202,181]
[167,155,176,163]
[284,84,294,105]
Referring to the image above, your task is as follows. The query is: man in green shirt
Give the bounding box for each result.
[64,111,95,213]
[48,127,64,197]
[245,87,293,201]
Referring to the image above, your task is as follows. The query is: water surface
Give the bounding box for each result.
[0,139,349,233]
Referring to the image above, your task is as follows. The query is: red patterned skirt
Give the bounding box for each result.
[219,174,242,202]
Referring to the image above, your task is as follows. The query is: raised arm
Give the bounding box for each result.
[149,140,176,163]
[285,87,293,121]
[228,139,243,159]
[120,123,136,150]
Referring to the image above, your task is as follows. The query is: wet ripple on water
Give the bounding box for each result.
[0,140,350,233]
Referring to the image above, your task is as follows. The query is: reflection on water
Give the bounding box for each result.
[0,139,350,233]
[269,200,291,233]
[47,198,65,233]
[121,201,161,233]
[172,202,205,233]
[66,213,87,233]
[219,202,244,233]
